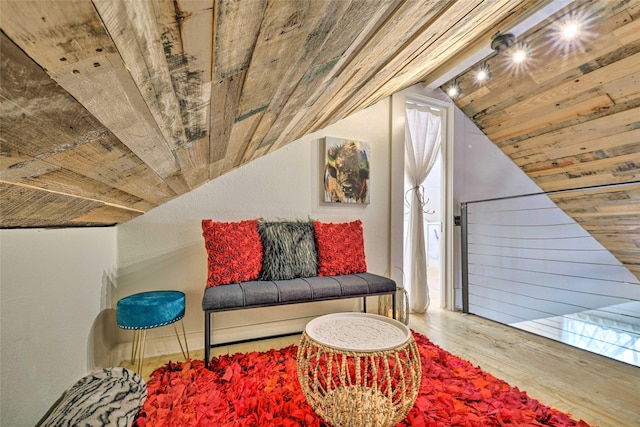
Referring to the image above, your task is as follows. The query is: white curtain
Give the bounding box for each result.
[405,105,441,313]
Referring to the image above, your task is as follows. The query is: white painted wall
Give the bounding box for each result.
[454,108,542,203]
[0,227,117,426]
[115,98,394,359]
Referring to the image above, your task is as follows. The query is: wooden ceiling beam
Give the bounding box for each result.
[168,0,214,186]
[240,0,354,164]
[220,0,336,172]
[268,0,418,147]
[93,0,213,189]
[292,0,446,138]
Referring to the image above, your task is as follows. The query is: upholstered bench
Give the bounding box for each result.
[200,218,397,369]
[203,272,396,367]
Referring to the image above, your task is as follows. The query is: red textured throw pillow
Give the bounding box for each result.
[202,219,263,287]
[314,220,367,276]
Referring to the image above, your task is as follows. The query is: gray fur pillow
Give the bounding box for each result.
[258,220,317,280]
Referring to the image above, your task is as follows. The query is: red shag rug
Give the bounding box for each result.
[134,332,591,426]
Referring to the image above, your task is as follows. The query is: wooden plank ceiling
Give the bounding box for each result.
[0,1,637,278]
[441,0,640,279]
[0,0,546,227]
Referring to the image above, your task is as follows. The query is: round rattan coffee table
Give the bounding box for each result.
[297,313,421,427]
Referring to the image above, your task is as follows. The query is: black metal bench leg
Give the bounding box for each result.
[204,311,211,370]
[392,291,397,320]
[363,296,367,313]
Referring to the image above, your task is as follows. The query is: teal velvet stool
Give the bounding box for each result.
[117,290,189,374]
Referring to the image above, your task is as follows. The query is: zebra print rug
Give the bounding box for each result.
[40,367,146,427]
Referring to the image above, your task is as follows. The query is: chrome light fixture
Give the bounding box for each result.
[490,32,516,53]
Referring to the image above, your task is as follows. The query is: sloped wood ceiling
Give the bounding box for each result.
[442,0,640,279]
[0,0,544,227]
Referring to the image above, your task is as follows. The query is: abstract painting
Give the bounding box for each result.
[323,137,370,204]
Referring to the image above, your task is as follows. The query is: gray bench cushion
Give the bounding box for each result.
[202,273,395,312]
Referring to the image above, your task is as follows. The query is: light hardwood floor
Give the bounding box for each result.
[409,308,639,427]
[126,308,639,427]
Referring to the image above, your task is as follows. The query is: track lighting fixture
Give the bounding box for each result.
[444,10,591,100]
[490,32,515,53]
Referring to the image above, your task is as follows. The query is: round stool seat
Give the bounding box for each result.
[117,290,185,330]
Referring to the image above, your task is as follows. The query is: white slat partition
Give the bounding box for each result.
[464,194,640,366]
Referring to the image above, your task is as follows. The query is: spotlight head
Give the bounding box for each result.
[446,83,460,98]
[512,47,528,64]
[561,21,581,40]
[475,64,491,83]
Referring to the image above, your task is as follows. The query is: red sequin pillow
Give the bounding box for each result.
[202,219,263,287]
[314,220,367,276]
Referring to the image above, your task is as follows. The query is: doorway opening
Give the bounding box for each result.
[402,95,450,311]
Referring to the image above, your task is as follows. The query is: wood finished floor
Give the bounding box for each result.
[125,308,639,427]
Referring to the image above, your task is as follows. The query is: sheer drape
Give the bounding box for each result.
[405,105,441,313]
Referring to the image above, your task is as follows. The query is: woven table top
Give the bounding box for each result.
[305,312,411,352]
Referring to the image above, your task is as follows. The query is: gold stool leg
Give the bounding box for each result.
[130,330,138,364]
[131,330,144,365]
[136,329,147,375]
[181,320,190,359]
[173,320,190,360]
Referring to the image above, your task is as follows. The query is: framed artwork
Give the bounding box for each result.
[323,137,370,204]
